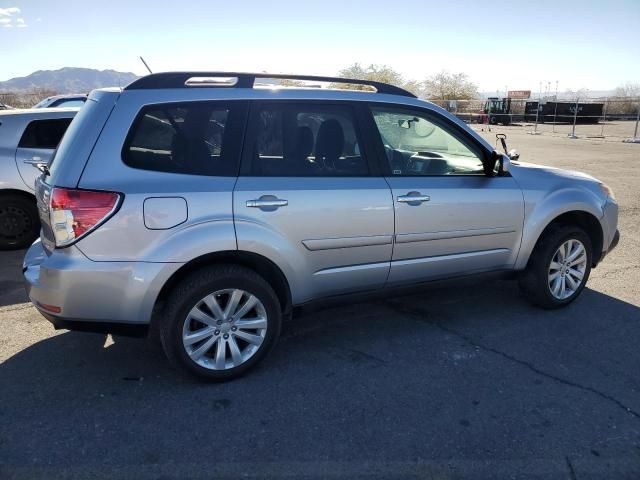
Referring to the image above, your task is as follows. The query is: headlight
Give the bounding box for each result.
[600,183,616,201]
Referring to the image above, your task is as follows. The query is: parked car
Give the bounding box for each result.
[33,94,87,109]
[0,103,14,110]
[0,107,77,249]
[23,73,619,381]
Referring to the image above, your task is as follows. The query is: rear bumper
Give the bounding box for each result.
[23,239,181,329]
[40,311,148,337]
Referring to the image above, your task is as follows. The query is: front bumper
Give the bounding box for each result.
[23,240,181,333]
[607,229,620,254]
[598,198,619,263]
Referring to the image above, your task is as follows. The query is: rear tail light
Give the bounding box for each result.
[50,187,121,247]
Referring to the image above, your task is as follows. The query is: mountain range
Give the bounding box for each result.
[0,68,139,93]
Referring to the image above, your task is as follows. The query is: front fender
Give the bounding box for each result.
[515,187,605,270]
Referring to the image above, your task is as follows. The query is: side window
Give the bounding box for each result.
[18,118,73,149]
[248,104,368,176]
[123,103,236,176]
[371,107,485,176]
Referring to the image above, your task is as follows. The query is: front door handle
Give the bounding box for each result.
[246,197,288,208]
[397,192,430,204]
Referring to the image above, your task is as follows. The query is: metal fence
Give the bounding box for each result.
[428,97,640,143]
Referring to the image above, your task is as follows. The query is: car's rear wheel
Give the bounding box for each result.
[160,265,282,381]
[519,225,593,308]
[0,194,40,250]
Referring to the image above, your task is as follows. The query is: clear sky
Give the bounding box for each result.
[1,0,638,93]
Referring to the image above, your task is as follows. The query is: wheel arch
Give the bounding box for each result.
[520,210,604,269]
[152,250,293,323]
[0,188,37,202]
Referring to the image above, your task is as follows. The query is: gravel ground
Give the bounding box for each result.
[1,133,639,479]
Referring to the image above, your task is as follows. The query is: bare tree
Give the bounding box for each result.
[564,88,589,101]
[611,82,640,114]
[333,63,420,95]
[277,79,307,87]
[422,71,478,100]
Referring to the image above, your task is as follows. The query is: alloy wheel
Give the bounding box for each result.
[548,239,587,300]
[182,289,268,370]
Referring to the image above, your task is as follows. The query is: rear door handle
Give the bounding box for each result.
[397,192,430,204]
[246,198,288,208]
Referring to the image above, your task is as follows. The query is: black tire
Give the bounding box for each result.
[0,194,40,250]
[159,264,282,382]
[489,116,498,125]
[519,225,593,309]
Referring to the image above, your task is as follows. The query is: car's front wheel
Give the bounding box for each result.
[160,265,282,381]
[519,225,593,308]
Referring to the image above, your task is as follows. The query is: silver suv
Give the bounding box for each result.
[0,107,77,249]
[23,72,619,381]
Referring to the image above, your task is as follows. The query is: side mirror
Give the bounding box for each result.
[485,150,510,176]
[507,149,520,161]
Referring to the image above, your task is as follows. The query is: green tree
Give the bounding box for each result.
[422,71,478,100]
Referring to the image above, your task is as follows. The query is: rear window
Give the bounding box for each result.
[51,99,86,108]
[123,102,242,176]
[18,118,73,149]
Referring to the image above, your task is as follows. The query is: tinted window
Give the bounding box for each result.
[123,103,237,176]
[51,99,86,108]
[371,107,485,176]
[18,118,73,149]
[248,104,368,176]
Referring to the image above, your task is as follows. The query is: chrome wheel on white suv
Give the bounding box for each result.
[160,265,282,382]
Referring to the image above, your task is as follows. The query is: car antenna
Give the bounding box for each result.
[139,56,153,74]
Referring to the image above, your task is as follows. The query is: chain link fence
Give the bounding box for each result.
[428,97,640,143]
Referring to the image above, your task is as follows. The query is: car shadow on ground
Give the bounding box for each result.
[0,249,28,308]
[1,279,640,477]
[2,279,639,395]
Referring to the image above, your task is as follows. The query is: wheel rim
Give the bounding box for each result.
[182,289,268,370]
[0,205,32,242]
[548,239,587,300]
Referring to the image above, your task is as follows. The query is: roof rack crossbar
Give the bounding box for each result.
[124,72,416,97]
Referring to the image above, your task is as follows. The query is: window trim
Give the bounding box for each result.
[239,100,379,178]
[120,100,249,177]
[365,103,494,178]
[18,118,74,150]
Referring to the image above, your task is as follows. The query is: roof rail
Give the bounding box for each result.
[124,72,416,98]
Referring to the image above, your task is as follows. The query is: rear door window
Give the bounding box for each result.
[18,118,73,149]
[123,102,246,176]
[246,103,369,176]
